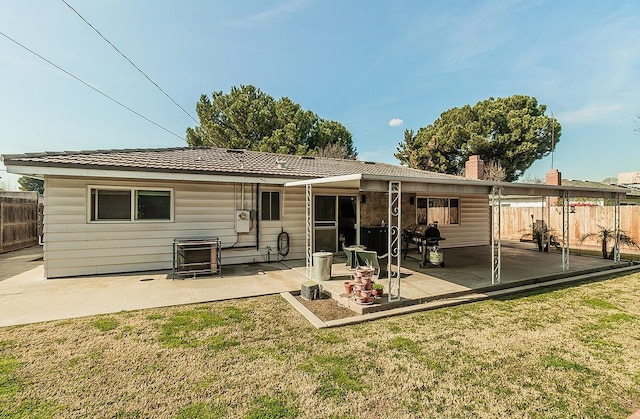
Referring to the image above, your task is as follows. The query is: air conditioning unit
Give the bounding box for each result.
[235,209,250,233]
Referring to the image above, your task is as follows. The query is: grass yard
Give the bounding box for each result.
[1,272,640,418]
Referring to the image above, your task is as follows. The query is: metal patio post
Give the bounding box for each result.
[614,194,621,263]
[491,186,502,284]
[562,190,570,271]
[305,183,312,278]
[388,181,401,301]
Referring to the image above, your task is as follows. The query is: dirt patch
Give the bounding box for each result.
[294,294,357,321]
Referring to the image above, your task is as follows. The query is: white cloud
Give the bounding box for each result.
[224,0,310,28]
[558,103,625,125]
[388,118,404,127]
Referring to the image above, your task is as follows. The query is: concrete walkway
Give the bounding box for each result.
[0,251,307,327]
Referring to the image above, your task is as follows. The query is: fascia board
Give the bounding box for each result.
[5,165,298,185]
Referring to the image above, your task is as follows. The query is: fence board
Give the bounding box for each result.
[0,192,39,253]
[500,206,640,252]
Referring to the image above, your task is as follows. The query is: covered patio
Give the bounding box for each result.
[285,171,632,313]
[296,242,635,315]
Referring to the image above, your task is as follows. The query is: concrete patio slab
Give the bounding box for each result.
[302,243,635,314]
[0,244,636,328]
[0,259,308,327]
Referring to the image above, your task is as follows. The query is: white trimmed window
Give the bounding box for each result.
[416,197,459,225]
[89,187,173,222]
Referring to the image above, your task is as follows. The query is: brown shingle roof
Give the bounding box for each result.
[2,147,464,181]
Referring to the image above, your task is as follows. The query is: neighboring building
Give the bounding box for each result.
[618,171,640,188]
[500,178,640,207]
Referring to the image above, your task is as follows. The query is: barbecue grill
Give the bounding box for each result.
[402,223,446,268]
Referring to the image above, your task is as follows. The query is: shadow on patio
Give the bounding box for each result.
[292,242,634,316]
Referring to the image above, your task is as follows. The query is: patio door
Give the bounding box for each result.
[314,195,357,253]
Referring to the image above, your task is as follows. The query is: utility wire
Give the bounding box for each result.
[61,0,199,125]
[0,30,184,140]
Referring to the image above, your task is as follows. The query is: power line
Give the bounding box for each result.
[0,30,184,141]
[61,0,199,125]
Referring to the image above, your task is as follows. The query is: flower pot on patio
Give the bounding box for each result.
[343,281,354,295]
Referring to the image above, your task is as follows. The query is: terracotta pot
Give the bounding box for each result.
[344,281,354,295]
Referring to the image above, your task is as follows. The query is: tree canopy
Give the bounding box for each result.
[18,176,44,194]
[186,85,356,159]
[395,95,561,182]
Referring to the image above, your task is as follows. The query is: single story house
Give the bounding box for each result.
[2,148,629,286]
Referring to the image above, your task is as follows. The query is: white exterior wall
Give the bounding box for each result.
[436,194,490,248]
[43,176,306,278]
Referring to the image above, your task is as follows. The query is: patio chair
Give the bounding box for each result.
[343,245,366,269]
[355,250,387,277]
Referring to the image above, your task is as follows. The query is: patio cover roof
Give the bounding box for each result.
[285,173,628,199]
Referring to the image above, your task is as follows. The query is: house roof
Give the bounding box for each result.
[2,147,630,199]
[2,147,464,181]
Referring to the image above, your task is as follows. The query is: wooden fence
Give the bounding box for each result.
[500,205,640,251]
[0,192,40,253]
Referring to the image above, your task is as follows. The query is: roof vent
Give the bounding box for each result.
[226,149,245,154]
[301,156,315,160]
[364,161,376,165]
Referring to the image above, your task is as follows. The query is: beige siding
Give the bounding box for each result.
[437,194,490,248]
[43,177,306,278]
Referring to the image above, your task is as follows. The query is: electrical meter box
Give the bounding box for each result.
[235,210,251,233]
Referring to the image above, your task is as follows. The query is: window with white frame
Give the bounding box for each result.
[89,187,172,222]
[260,190,280,221]
[416,197,459,225]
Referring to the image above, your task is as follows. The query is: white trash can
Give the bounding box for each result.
[312,251,333,281]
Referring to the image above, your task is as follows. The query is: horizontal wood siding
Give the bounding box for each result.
[43,177,306,278]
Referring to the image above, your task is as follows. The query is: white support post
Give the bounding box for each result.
[491,186,502,284]
[614,194,621,263]
[562,191,570,271]
[305,183,312,278]
[388,181,401,301]
[546,195,552,251]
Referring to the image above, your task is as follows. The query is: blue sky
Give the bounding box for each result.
[1,0,639,189]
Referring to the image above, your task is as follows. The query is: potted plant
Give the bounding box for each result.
[372,283,384,297]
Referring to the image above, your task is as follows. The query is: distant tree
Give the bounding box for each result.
[484,160,507,181]
[395,95,561,182]
[310,142,356,159]
[186,85,356,158]
[18,176,44,194]
[519,175,545,184]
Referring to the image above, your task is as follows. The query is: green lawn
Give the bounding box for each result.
[1,272,640,418]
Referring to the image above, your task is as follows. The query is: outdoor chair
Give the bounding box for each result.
[343,245,366,269]
[355,250,387,277]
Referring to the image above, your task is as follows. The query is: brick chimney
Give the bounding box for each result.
[465,155,485,180]
[546,169,562,206]
[546,169,561,186]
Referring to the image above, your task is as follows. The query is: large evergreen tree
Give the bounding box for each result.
[186,85,356,158]
[395,95,561,181]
